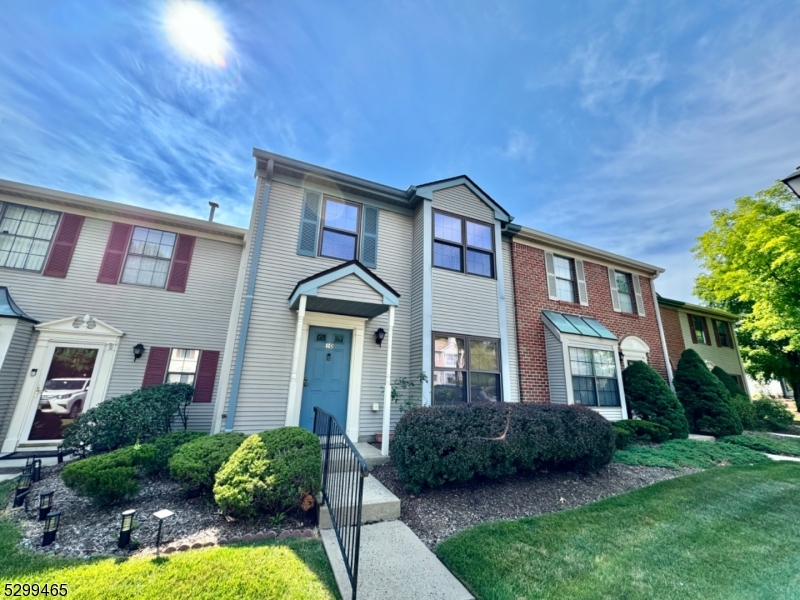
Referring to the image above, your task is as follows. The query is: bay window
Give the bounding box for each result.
[569,347,620,407]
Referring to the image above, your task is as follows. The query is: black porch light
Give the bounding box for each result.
[133,343,145,362]
[118,509,137,548]
[39,491,54,521]
[13,473,32,507]
[781,166,800,199]
[42,510,61,546]
[374,328,386,347]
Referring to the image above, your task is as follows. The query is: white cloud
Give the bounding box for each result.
[498,130,535,162]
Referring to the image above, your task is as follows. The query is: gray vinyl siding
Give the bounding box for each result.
[317,275,383,304]
[502,241,520,403]
[545,328,567,404]
[432,269,500,338]
[408,206,425,393]
[0,212,242,433]
[432,185,494,223]
[0,320,34,443]
[593,407,624,421]
[225,180,413,438]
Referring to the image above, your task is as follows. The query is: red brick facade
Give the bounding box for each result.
[659,306,685,373]
[511,242,668,404]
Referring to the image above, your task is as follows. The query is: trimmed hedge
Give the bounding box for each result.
[145,430,208,475]
[391,403,615,494]
[613,425,632,450]
[712,366,756,430]
[752,398,795,432]
[62,444,157,506]
[169,432,247,493]
[613,419,670,444]
[674,349,742,436]
[213,428,321,518]
[62,383,194,454]
[622,361,689,439]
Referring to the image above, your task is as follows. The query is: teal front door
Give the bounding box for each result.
[299,327,352,431]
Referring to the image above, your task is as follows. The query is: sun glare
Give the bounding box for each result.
[164,0,228,67]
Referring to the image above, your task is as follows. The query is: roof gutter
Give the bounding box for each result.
[223,158,274,431]
[657,296,739,320]
[512,226,664,276]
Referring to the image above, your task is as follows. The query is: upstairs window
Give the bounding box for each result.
[0,201,60,272]
[615,271,635,313]
[714,319,732,348]
[553,255,576,302]
[569,347,620,407]
[320,198,361,261]
[120,226,176,288]
[433,334,501,405]
[433,211,494,278]
[166,348,200,384]
[690,314,710,345]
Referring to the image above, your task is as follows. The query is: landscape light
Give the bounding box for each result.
[118,509,137,548]
[42,510,61,546]
[39,491,54,521]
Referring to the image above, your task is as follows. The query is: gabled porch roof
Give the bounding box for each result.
[0,287,37,323]
[288,260,400,319]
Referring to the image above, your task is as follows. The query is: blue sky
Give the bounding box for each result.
[1,1,798,300]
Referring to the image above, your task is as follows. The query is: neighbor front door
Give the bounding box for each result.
[299,326,352,431]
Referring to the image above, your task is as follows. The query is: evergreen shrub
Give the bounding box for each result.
[169,432,247,493]
[622,361,689,439]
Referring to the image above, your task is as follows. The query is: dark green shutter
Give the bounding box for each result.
[360,205,379,268]
[297,190,321,257]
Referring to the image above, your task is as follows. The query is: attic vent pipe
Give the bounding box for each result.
[208,201,219,222]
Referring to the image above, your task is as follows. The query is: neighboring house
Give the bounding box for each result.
[509,227,670,421]
[212,150,519,447]
[658,296,749,395]
[0,180,245,455]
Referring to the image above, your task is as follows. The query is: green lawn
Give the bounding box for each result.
[613,438,770,469]
[721,434,800,457]
[437,462,800,600]
[0,483,339,599]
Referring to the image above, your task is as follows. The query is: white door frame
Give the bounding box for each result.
[2,315,123,453]
[285,311,366,441]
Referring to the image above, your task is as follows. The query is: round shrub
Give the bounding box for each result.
[62,443,157,507]
[142,430,208,475]
[62,383,194,454]
[711,366,756,430]
[674,349,742,436]
[169,432,247,493]
[213,434,270,519]
[752,397,795,432]
[622,360,689,439]
[391,403,615,494]
[613,419,670,443]
[613,425,632,450]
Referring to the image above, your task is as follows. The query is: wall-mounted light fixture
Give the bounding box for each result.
[374,328,386,347]
[133,343,145,362]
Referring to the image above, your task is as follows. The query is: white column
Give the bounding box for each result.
[285,295,307,427]
[381,305,396,456]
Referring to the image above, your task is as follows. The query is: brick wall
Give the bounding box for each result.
[659,306,686,372]
[511,242,669,403]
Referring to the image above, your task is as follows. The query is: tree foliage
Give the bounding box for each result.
[694,183,800,400]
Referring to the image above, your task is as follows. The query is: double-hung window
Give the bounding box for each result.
[714,319,732,347]
[433,334,501,404]
[165,349,200,384]
[553,255,576,302]
[0,201,60,272]
[433,211,494,278]
[615,271,635,313]
[121,226,176,288]
[319,197,361,261]
[569,347,620,406]
[691,314,709,345]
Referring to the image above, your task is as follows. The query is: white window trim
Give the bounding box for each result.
[284,311,366,442]
[620,335,650,367]
[0,317,17,368]
[2,315,123,453]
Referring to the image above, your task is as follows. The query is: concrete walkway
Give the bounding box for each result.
[321,520,473,600]
[766,454,800,463]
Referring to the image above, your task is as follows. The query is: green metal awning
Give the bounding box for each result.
[0,286,37,323]
[541,310,616,340]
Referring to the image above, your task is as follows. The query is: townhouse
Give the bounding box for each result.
[0,180,244,454]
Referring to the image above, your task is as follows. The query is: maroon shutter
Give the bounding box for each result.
[43,213,84,278]
[687,314,698,344]
[97,222,133,284]
[193,350,220,403]
[166,234,196,293]
[142,347,170,387]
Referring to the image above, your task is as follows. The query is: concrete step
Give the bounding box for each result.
[319,475,400,529]
[354,442,390,468]
[766,454,800,462]
[321,520,473,600]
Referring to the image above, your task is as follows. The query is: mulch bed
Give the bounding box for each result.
[371,460,697,549]
[3,464,316,558]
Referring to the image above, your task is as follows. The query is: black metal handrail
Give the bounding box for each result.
[313,407,369,600]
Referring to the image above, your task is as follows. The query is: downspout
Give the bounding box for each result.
[650,277,675,391]
[224,158,274,431]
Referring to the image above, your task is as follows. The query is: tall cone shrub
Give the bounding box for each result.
[622,361,689,439]
[711,365,756,430]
